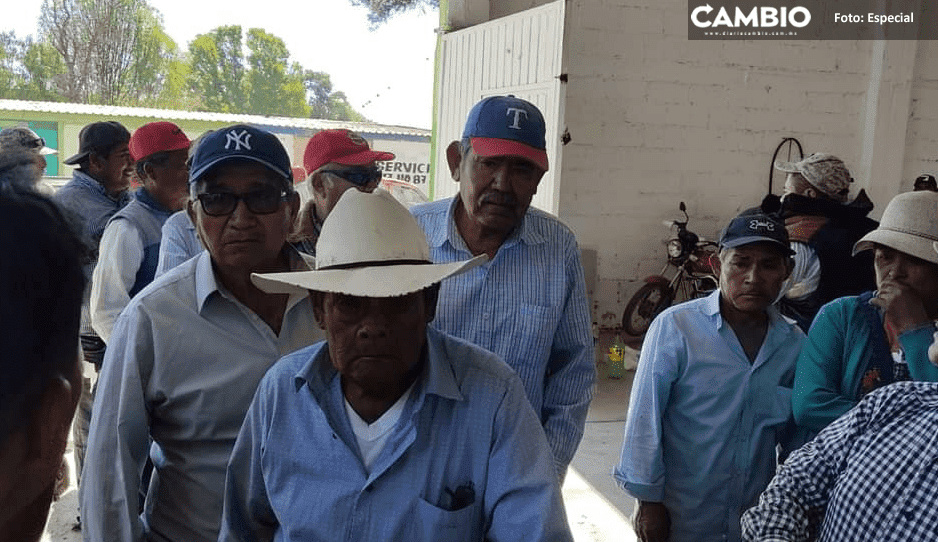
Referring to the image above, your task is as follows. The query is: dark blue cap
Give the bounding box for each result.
[719,212,793,255]
[462,95,549,171]
[189,124,291,184]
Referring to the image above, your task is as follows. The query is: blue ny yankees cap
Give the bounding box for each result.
[189,124,292,184]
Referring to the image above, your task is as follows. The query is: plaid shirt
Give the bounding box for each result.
[742,381,938,541]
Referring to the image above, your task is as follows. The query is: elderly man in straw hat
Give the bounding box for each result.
[220,189,572,541]
[792,190,938,439]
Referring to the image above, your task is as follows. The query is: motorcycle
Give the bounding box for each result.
[621,202,719,336]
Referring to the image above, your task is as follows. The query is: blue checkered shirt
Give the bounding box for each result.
[411,197,595,476]
[742,381,938,541]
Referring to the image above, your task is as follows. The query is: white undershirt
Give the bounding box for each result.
[344,383,415,472]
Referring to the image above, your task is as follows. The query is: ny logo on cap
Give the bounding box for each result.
[505,107,529,130]
[225,129,252,151]
[748,219,776,232]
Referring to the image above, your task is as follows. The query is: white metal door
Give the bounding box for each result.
[433,0,565,214]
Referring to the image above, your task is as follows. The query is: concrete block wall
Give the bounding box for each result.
[462,0,938,330]
[904,40,938,190]
[558,0,881,328]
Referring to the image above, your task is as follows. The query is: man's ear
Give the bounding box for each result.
[310,172,326,197]
[310,290,326,330]
[286,191,300,223]
[710,251,722,278]
[28,374,76,464]
[445,141,462,182]
[424,283,440,323]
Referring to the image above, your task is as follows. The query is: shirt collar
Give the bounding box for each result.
[705,288,789,333]
[195,246,314,312]
[430,196,546,253]
[72,170,131,204]
[134,187,174,215]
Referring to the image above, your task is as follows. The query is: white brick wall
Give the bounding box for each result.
[454,0,938,331]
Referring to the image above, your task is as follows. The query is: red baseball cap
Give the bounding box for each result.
[129,121,191,162]
[291,166,307,184]
[303,129,394,174]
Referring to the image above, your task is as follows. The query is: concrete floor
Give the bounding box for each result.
[42,330,641,541]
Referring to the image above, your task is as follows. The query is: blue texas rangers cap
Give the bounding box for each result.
[462,95,549,172]
[719,212,794,255]
[188,124,292,184]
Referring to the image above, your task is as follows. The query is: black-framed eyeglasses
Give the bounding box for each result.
[196,189,290,216]
[320,167,382,187]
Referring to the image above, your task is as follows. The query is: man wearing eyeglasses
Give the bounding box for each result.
[80,124,323,542]
[289,128,394,255]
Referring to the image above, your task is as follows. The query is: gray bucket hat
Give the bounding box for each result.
[854,191,938,264]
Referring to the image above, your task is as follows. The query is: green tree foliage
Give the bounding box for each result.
[2,7,365,121]
[348,0,438,27]
[189,26,366,121]
[188,26,247,113]
[38,0,178,105]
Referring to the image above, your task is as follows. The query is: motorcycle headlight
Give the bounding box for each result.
[667,239,683,258]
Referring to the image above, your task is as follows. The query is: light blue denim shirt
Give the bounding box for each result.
[80,250,323,542]
[411,197,595,476]
[614,291,805,542]
[52,169,132,333]
[155,210,202,278]
[220,326,572,542]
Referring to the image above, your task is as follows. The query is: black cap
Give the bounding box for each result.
[63,121,131,165]
[914,174,937,190]
[719,212,793,255]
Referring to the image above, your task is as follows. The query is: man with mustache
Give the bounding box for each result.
[411,95,595,481]
[615,211,805,542]
[80,125,323,542]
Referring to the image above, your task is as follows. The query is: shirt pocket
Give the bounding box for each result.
[413,497,480,541]
[503,304,559,373]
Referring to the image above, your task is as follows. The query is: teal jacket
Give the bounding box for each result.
[792,293,938,434]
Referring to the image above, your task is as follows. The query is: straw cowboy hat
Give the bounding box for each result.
[252,189,487,297]
[854,190,938,265]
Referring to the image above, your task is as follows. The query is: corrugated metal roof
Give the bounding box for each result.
[0,99,430,138]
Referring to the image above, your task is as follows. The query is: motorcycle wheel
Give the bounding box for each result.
[622,282,674,337]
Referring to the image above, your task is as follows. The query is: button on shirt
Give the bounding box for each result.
[411,197,595,475]
[614,291,805,542]
[743,382,938,541]
[79,250,323,542]
[220,327,572,542]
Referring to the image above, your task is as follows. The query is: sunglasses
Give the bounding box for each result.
[320,167,382,187]
[196,189,290,216]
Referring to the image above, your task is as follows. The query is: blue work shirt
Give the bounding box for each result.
[52,169,132,334]
[220,327,572,542]
[80,250,322,542]
[411,197,595,475]
[614,291,805,541]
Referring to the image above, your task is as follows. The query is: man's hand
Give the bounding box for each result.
[871,279,931,334]
[634,501,670,542]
